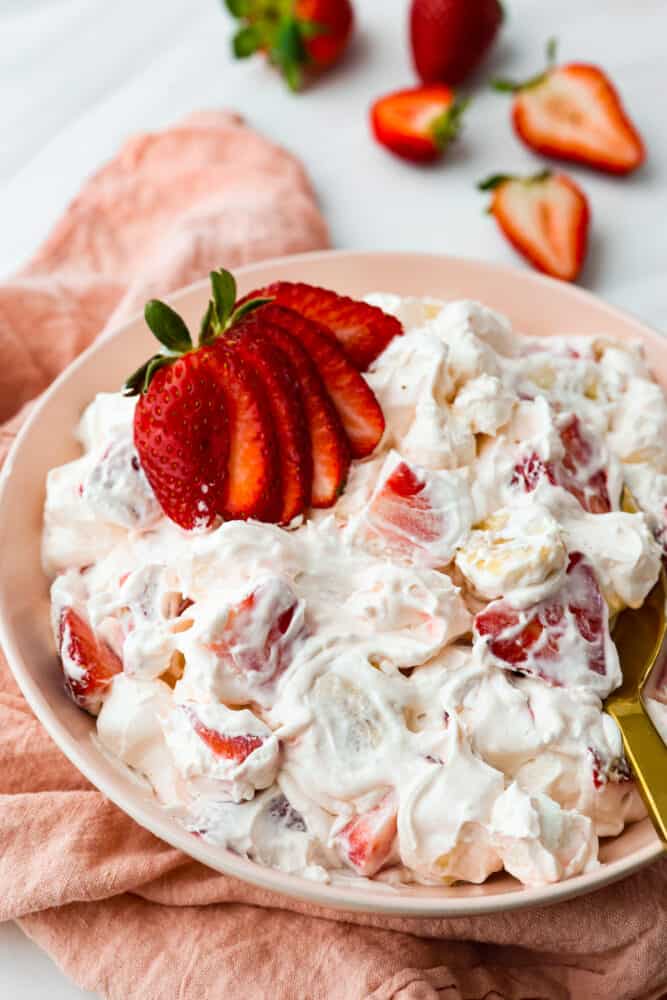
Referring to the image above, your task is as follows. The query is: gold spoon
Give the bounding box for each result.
[608,570,667,845]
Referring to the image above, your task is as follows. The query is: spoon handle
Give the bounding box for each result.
[608,701,667,846]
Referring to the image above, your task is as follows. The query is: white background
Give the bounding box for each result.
[1,0,666,995]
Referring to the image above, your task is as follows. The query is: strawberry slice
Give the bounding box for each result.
[479,170,590,282]
[371,84,469,164]
[188,712,263,762]
[226,327,312,524]
[335,795,397,876]
[511,452,557,493]
[494,42,645,175]
[207,576,307,689]
[206,346,279,522]
[243,282,402,370]
[241,313,350,507]
[255,303,385,459]
[58,608,122,714]
[474,552,618,693]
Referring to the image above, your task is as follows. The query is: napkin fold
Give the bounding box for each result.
[1,111,666,1000]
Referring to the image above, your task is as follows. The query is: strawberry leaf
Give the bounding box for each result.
[224,0,249,16]
[198,300,215,345]
[123,353,174,396]
[210,269,237,327]
[432,97,470,148]
[477,174,512,191]
[233,25,261,58]
[144,300,192,353]
[228,296,273,328]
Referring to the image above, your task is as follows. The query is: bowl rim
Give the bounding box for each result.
[0,248,664,917]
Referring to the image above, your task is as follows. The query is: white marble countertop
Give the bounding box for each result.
[1,0,665,994]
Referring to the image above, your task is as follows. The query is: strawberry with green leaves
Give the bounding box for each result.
[370,85,468,164]
[124,272,274,530]
[226,0,354,91]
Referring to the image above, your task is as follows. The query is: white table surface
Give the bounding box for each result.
[1,0,666,995]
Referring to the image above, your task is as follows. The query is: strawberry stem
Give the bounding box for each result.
[431,96,470,149]
[491,37,558,93]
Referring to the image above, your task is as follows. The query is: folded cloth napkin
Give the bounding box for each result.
[1,111,666,1000]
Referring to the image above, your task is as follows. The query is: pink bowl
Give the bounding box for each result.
[0,250,664,916]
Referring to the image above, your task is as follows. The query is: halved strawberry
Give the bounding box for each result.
[335,795,397,876]
[479,170,590,282]
[474,552,616,692]
[370,84,469,164]
[240,313,350,507]
[227,326,312,524]
[206,576,307,689]
[243,282,402,370]
[58,608,123,714]
[494,42,645,175]
[256,303,385,458]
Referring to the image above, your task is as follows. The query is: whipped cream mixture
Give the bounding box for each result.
[43,295,667,888]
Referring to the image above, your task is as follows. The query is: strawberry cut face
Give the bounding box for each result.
[187,710,264,763]
[335,795,397,876]
[364,453,472,567]
[511,416,611,514]
[474,552,620,696]
[207,576,307,689]
[58,608,123,714]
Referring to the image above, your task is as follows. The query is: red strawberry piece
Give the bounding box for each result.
[371,85,469,164]
[58,608,122,714]
[188,712,264,763]
[557,414,611,514]
[255,303,385,459]
[511,418,611,514]
[367,459,445,560]
[479,170,590,282]
[494,42,645,175]
[208,576,306,688]
[126,272,280,528]
[133,351,231,530]
[243,282,402,371]
[208,346,279,521]
[227,326,312,524]
[335,795,397,876]
[474,552,613,689]
[511,452,557,493]
[410,0,503,85]
[240,313,350,507]
[228,0,353,92]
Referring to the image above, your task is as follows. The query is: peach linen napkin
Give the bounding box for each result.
[1,110,666,1000]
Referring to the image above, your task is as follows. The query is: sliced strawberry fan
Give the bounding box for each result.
[124,268,400,529]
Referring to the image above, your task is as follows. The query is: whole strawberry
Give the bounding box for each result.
[226,0,354,91]
[410,0,503,86]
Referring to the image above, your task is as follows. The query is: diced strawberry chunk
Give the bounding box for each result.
[474,552,615,691]
[364,456,468,566]
[511,452,557,493]
[557,415,611,514]
[335,796,397,876]
[511,417,611,514]
[58,608,123,714]
[188,711,263,762]
[208,577,306,687]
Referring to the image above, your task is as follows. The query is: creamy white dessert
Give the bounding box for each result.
[43,294,667,888]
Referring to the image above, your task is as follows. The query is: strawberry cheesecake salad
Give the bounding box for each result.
[43,270,667,888]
